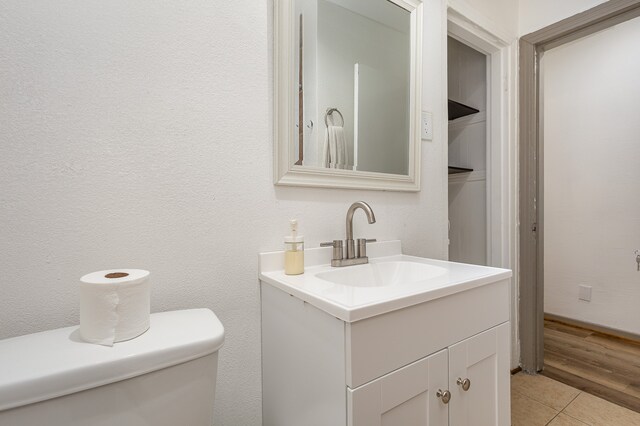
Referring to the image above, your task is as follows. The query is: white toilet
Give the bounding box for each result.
[0,309,224,425]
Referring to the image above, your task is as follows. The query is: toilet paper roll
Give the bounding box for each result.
[79,269,150,346]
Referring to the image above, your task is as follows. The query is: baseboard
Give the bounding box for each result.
[510,366,522,375]
[544,313,640,343]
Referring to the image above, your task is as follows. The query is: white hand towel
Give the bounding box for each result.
[321,128,331,167]
[328,126,339,168]
[323,125,348,169]
[332,126,348,169]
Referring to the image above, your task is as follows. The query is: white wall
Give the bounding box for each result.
[543,16,640,335]
[449,0,519,41]
[0,0,448,424]
[519,0,607,35]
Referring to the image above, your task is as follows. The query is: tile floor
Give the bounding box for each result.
[511,373,640,425]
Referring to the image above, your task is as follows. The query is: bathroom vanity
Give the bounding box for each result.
[259,241,512,426]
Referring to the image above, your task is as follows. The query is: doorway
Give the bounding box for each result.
[542,15,640,404]
[518,0,640,387]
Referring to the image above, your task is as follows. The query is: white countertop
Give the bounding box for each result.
[259,241,512,322]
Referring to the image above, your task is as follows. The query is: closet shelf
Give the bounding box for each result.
[448,99,479,120]
[448,166,474,175]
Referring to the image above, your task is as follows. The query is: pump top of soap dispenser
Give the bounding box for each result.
[284,219,304,243]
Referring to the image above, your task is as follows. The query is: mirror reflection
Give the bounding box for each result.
[293,0,411,175]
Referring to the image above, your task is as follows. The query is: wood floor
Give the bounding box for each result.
[543,318,640,413]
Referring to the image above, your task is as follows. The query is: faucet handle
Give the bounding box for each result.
[320,240,342,247]
[320,240,343,261]
[356,238,376,258]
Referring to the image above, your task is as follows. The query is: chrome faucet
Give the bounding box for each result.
[321,201,376,267]
[345,201,376,258]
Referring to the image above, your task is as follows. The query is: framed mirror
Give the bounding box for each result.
[274,0,423,191]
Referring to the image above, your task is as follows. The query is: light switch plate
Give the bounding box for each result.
[421,111,433,140]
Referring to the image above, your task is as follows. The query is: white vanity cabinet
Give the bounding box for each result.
[448,324,510,426]
[348,324,510,426]
[260,271,511,426]
[348,348,449,425]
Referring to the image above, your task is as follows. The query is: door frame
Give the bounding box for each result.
[518,0,640,373]
[447,4,519,368]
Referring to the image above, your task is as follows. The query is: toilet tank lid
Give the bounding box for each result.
[0,309,224,412]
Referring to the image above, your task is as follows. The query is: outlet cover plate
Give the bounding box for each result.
[578,285,592,302]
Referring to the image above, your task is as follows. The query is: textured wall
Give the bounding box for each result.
[0,0,447,424]
[449,0,519,41]
[543,17,640,334]
[519,0,607,35]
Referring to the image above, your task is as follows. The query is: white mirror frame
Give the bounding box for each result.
[273,0,423,191]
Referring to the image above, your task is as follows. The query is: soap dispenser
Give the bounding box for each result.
[284,219,304,275]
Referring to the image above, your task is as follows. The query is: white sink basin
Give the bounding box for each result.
[315,261,447,287]
[259,240,512,322]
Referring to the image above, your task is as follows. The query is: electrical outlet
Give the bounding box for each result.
[421,111,433,140]
[578,285,592,302]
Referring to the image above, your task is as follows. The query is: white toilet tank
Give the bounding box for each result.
[0,309,224,426]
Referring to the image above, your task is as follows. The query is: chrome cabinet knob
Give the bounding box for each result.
[436,389,451,404]
[457,377,471,391]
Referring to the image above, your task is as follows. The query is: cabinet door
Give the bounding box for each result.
[348,349,449,426]
[448,322,510,426]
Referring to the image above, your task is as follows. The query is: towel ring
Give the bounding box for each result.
[324,108,344,127]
